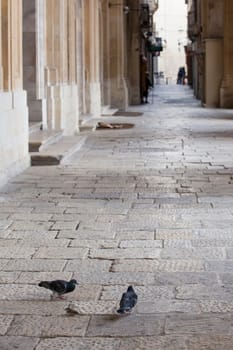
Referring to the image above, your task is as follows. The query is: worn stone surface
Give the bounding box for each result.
[119,239,162,248]
[115,230,155,240]
[67,301,117,315]
[89,248,161,259]
[0,316,14,335]
[4,259,66,272]
[72,271,155,285]
[199,300,233,313]
[118,336,188,350]
[35,338,120,350]
[119,335,233,350]
[176,284,233,300]
[0,271,21,283]
[86,315,165,337]
[34,247,88,259]
[70,239,119,249]
[153,271,218,286]
[0,336,40,350]
[160,247,226,259]
[64,259,112,272]
[1,86,233,346]
[137,300,200,314]
[7,315,89,337]
[100,285,174,301]
[0,247,36,258]
[0,300,68,315]
[165,314,233,335]
[112,259,205,272]
[0,284,50,300]
[16,271,73,284]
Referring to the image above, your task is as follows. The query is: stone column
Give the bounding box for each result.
[0,0,2,90]
[44,0,79,134]
[127,0,141,105]
[0,0,29,187]
[76,0,85,117]
[83,0,101,117]
[36,0,47,128]
[109,0,128,109]
[2,0,23,90]
[44,0,58,130]
[220,0,233,108]
[100,0,111,108]
[205,39,223,107]
[23,0,46,124]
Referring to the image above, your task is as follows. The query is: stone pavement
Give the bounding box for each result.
[1,85,233,349]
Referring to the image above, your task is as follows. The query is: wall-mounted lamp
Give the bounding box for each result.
[108,3,130,14]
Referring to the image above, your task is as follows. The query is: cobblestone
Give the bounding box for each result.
[4,258,66,272]
[1,86,233,347]
[137,300,200,314]
[67,301,117,315]
[100,285,174,301]
[34,247,88,259]
[112,259,205,272]
[165,314,233,335]
[7,315,89,337]
[89,248,161,259]
[0,300,68,315]
[0,336,40,350]
[86,315,165,337]
[0,316,14,335]
[35,338,120,350]
[176,284,233,300]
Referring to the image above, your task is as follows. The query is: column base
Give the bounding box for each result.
[0,90,30,188]
[46,84,80,135]
[220,85,233,108]
[110,77,129,109]
[90,82,102,118]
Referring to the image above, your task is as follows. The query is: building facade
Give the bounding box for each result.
[0,0,158,187]
[186,0,233,108]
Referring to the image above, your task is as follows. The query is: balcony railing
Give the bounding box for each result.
[140,0,159,14]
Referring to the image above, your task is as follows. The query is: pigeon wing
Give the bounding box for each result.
[119,292,128,309]
[49,280,68,294]
[130,294,138,308]
[129,289,138,308]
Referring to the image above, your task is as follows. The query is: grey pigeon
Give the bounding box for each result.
[38,279,78,299]
[117,285,138,314]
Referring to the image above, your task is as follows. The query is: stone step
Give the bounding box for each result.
[101,107,118,116]
[29,130,63,152]
[79,114,98,131]
[29,122,42,134]
[30,135,87,166]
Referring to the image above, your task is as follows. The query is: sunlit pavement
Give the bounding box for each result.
[1,84,233,349]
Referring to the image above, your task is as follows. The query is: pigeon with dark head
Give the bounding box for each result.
[38,279,78,299]
[117,285,138,314]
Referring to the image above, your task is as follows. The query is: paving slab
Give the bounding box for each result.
[165,314,233,335]
[86,314,165,337]
[7,315,89,337]
[35,337,120,350]
[118,335,233,350]
[1,85,233,347]
[0,336,40,350]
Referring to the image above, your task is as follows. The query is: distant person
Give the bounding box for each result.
[140,55,148,103]
[177,67,186,85]
[143,72,152,103]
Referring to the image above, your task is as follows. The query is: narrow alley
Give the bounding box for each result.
[1,85,233,349]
